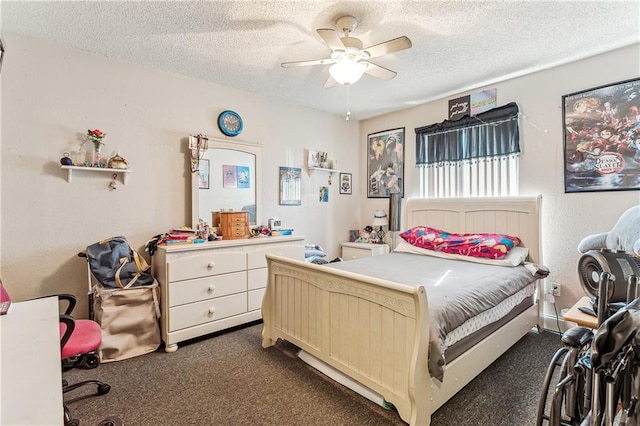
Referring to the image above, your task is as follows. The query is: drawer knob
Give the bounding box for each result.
[207,285,216,293]
[207,262,215,270]
[208,307,216,315]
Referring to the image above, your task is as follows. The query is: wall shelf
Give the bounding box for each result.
[308,166,341,174]
[61,165,132,184]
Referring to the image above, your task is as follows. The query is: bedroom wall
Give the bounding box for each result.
[360,43,640,321]
[0,33,361,314]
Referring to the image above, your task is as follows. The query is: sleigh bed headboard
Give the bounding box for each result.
[403,196,542,264]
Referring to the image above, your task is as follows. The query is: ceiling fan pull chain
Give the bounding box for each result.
[345,85,351,121]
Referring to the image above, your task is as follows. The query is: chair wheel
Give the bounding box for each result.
[63,405,79,426]
[97,383,111,395]
[84,353,100,369]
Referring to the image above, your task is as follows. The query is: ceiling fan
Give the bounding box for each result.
[282,15,412,88]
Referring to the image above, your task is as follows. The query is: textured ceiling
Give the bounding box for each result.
[1,1,639,120]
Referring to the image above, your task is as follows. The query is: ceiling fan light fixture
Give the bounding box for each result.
[329,59,366,86]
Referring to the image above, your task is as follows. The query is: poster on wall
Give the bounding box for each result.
[562,78,640,193]
[448,89,497,120]
[367,127,404,198]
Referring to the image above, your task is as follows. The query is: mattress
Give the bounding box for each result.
[326,252,542,381]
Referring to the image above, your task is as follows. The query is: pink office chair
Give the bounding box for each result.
[57,294,111,426]
[0,280,110,426]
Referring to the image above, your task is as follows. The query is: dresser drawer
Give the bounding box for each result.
[228,215,247,224]
[228,226,247,237]
[247,268,267,291]
[247,245,304,269]
[168,271,247,307]
[169,293,247,331]
[248,288,265,311]
[168,252,246,282]
[342,247,370,260]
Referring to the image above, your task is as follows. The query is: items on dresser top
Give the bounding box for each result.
[213,211,250,240]
[151,236,304,352]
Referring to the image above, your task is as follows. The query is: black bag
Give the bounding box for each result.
[86,236,155,289]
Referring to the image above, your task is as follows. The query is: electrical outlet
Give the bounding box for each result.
[552,283,561,297]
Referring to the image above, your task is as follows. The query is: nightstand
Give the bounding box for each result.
[562,296,597,329]
[341,242,389,260]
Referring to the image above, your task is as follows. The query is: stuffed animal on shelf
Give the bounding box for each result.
[578,205,640,256]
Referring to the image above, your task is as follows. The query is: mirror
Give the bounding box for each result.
[191,138,262,228]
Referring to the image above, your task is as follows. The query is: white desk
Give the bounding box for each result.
[0,297,63,425]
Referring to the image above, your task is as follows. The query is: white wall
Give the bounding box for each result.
[2,32,639,322]
[360,43,640,317]
[0,33,361,314]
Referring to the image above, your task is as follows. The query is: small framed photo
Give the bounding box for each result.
[307,150,320,168]
[198,159,210,189]
[339,173,352,194]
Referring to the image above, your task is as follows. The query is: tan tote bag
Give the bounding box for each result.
[93,280,161,363]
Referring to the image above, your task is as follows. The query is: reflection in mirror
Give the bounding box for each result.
[191,139,261,228]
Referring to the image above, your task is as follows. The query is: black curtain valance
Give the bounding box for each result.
[415,102,520,166]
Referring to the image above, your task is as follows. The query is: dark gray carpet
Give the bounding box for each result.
[64,323,561,425]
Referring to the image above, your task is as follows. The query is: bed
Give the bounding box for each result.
[261,196,544,425]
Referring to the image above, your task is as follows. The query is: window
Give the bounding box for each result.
[415,102,520,198]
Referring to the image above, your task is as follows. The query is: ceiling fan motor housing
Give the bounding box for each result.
[336,15,358,34]
[578,249,640,302]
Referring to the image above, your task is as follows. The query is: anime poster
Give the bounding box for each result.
[367,127,404,198]
[236,166,250,189]
[563,78,640,193]
[223,165,237,188]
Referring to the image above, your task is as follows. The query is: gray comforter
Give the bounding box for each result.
[327,252,548,381]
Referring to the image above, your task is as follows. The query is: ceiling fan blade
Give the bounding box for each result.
[364,62,397,80]
[323,75,337,89]
[364,36,412,59]
[317,28,345,51]
[281,58,335,68]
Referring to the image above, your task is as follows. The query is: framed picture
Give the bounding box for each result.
[563,78,640,193]
[198,159,210,189]
[307,150,320,168]
[367,127,405,198]
[319,186,329,202]
[339,172,352,194]
[236,166,250,189]
[279,167,301,205]
[223,164,237,188]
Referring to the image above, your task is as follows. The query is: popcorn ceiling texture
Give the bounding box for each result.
[2,0,638,120]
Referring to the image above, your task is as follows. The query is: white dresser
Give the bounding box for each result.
[152,236,304,352]
[341,242,390,260]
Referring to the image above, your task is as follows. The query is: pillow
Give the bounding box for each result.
[399,226,521,259]
[393,241,529,267]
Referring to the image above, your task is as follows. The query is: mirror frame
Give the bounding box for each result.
[191,138,262,229]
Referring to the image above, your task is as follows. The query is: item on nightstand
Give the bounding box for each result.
[371,210,388,242]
